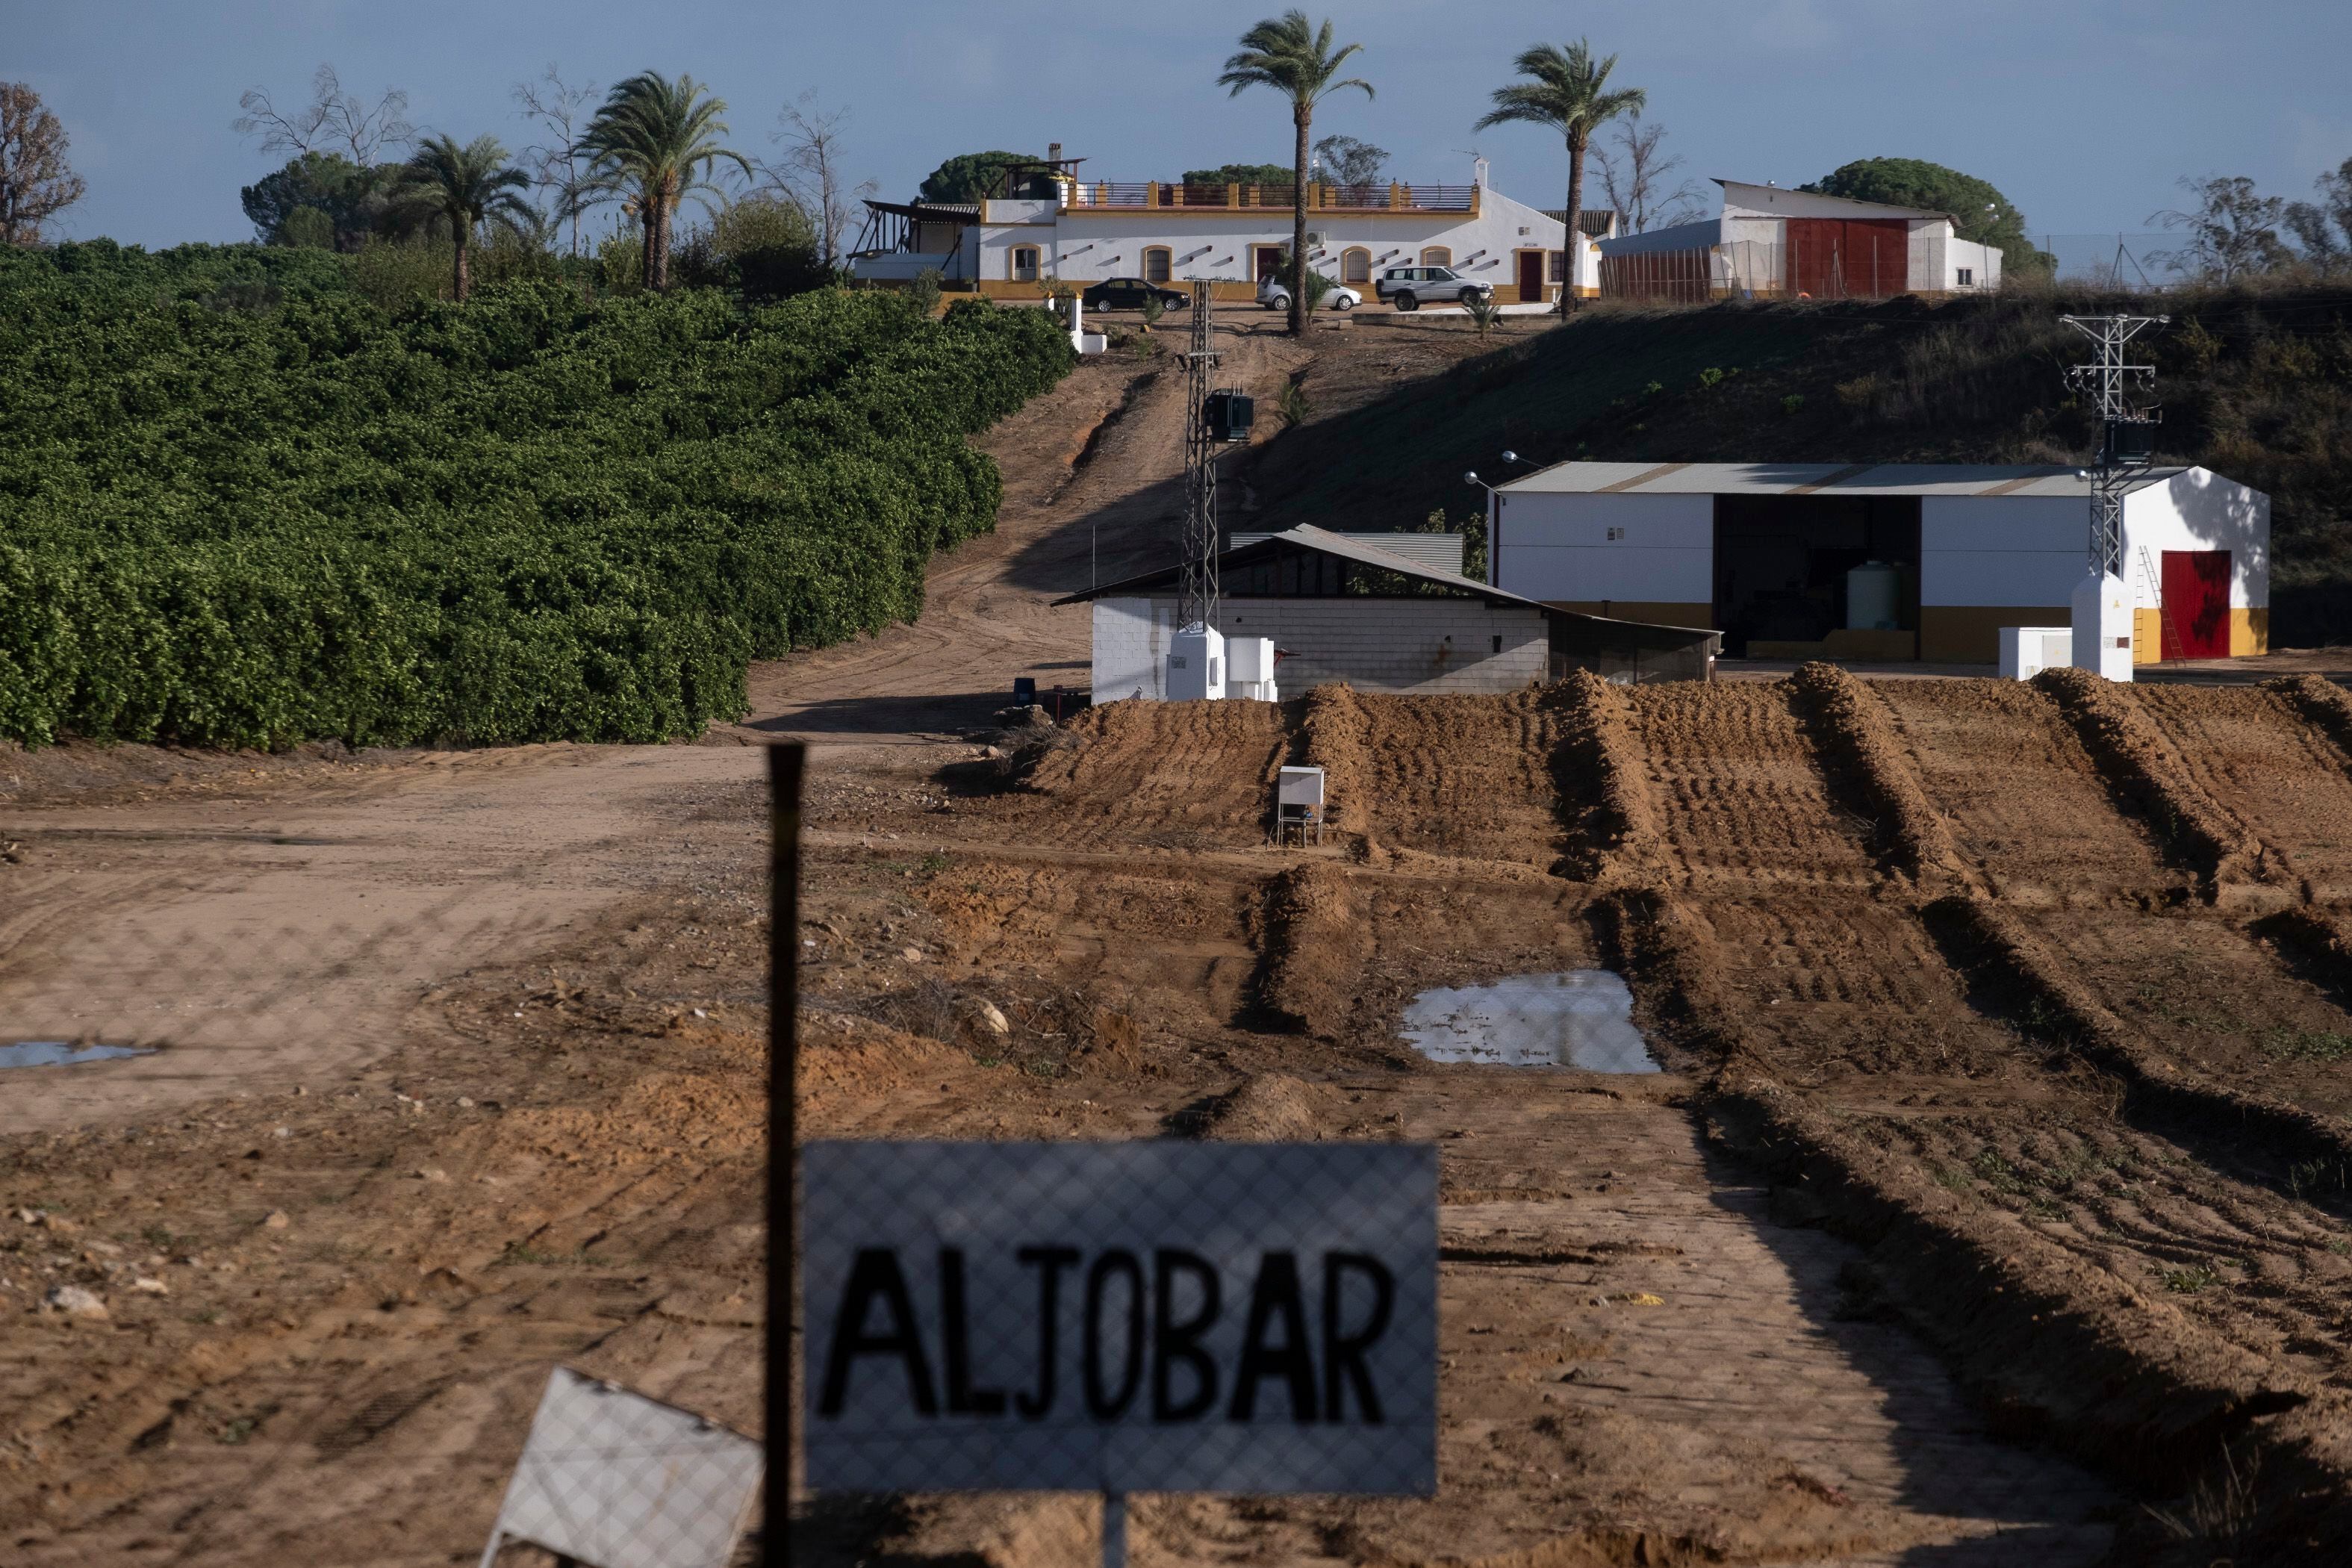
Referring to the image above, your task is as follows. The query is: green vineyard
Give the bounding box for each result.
[0,243,1072,747]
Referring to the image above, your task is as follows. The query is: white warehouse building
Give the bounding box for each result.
[1596,179,2003,302]
[850,152,1605,303]
[1487,461,2269,665]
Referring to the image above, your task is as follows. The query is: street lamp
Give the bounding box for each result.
[1464,472,1500,585]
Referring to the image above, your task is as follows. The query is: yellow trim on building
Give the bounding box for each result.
[1920,606,2072,665]
[2232,607,2269,655]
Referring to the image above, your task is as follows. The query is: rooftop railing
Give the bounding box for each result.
[1061,182,1478,213]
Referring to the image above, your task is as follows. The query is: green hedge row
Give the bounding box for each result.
[0,245,1073,746]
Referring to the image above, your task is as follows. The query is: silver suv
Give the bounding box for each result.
[1375,264,1494,311]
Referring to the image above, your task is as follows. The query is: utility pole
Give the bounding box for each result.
[2062,313,2166,578]
[2061,312,2167,679]
[1178,279,1220,629]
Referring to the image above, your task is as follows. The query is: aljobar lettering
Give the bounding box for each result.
[815,1246,1396,1424]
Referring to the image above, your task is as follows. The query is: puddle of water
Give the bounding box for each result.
[0,1041,154,1070]
[1401,971,1660,1072]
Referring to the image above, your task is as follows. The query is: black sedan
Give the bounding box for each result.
[1080,277,1190,311]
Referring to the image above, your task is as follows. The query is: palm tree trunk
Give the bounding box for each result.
[640,198,656,292]
[1562,133,1587,317]
[454,229,470,302]
[1291,105,1310,337]
[651,189,669,292]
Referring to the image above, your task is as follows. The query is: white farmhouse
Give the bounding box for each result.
[1595,179,2004,302]
[850,152,1601,304]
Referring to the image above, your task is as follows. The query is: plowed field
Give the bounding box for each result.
[36,320,2352,1564]
[957,668,2352,1564]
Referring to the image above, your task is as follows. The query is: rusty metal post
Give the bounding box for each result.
[765,741,806,1567]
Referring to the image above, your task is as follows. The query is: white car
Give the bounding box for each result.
[1257,276,1360,312]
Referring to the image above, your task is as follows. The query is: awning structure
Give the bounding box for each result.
[1057,524,1721,682]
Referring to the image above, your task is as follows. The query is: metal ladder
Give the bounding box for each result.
[2135,546,2185,662]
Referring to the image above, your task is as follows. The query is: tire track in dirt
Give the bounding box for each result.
[1882,1111,2352,1393]
[1704,1078,2352,1545]
[1785,662,1967,889]
[2031,667,2270,894]
[1545,671,1660,884]
[1298,682,1378,851]
[1624,680,1877,891]
[1251,862,1367,1039]
[1587,675,2352,1543]
[921,858,1263,1038]
[1923,894,2352,1183]
[1342,690,1570,872]
[1608,679,2029,1087]
[2133,681,2352,902]
[1021,697,1289,850]
[1873,678,2189,906]
[1879,679,2352,1130]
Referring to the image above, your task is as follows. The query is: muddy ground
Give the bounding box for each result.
[4,313,2352,1567]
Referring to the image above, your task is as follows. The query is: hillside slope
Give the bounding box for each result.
[1245,288,2352,643]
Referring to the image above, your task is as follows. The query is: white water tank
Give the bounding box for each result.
[1847,561,1900,631]
[1167,623,1227,701]
[2071,570,2134,682]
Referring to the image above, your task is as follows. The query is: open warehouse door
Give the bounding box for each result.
[1711,493,1921,658]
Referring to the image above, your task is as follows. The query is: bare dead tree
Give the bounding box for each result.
[513,63,599,258]
[1593,110,1702,234]
[0,82,87,246]
[234,64,414,166]
[767,92,875,270]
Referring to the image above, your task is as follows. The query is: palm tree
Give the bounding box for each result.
[399,134,535,301]
[575,72,751,291]
[1219,13,1372,337]
[1476,40,1645,314]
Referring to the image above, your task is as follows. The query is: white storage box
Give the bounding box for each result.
[1999,626,2073,682]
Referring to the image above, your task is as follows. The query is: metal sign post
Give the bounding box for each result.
[765,742,806,1567]
[800,1139,1438,1563]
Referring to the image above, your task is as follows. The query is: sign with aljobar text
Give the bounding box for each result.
[801,1139,1437,1496]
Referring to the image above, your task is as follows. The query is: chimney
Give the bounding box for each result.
[1048,142,1063,165]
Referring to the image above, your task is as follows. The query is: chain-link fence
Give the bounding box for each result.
[2,740,2152,1568]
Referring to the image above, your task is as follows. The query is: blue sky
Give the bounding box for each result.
[19,0,2352,249]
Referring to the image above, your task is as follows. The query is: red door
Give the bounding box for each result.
[1516,249,1545,303]
[1786,218,1909,297]
[1847,219,1907,296]
[1788,218,1839,296]
[2160,550,2231,659]
[1254,246,1286,281]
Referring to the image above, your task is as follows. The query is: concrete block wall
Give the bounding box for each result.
[1091,598,1169,702]
[1212,597,1549,693]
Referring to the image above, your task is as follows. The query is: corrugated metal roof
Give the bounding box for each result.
[1052,526,1716,641]
[1054,525,1527,608]
[1231,531,1464,574]
[1496,461,2205,499]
